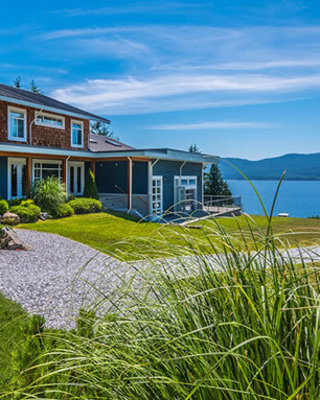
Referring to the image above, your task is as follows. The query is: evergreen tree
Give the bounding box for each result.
[30,80,43,94]
[205,164,232,196]
[90,121,116,138]
[83,169,99,199]
[188,144,200,153]
[13,76,22,88]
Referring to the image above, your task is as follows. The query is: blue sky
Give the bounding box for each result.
[1,0,320,160]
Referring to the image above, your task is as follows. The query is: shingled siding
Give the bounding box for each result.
[0,100,89,149]
[0,156,7,199]
[96,161,148,195]
[153,161,203,211]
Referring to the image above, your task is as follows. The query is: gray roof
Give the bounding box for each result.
[0,84,110,124]
[89,134,135,152]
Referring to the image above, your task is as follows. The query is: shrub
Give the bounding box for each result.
[0,199,9,215]
[10,204,41,223]
[83,169,99,199]
[52,203,74,218]
[32,177,66,214]
[68,198,102,214]
[8,198,23,207]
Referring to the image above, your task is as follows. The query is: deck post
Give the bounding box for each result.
[127,157,133,211]
[26,156,32,198]
[91,160,96,176]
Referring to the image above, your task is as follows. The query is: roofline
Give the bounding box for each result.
[0,95,110,124]
[0,143,219,163]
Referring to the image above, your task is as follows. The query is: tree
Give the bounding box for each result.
[13,76,22,88]
[90,121,115,138]
[205,164,232,196]
[188,144,200,153]
[30,80,43,94]
[83,169,99,199]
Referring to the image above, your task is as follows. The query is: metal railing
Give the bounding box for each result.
[203,195,242,214]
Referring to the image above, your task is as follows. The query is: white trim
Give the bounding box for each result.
[7,157,27,200]
[32,159,62,183]
[174,175,198,212]
[68,161,85,195]
[71,119,84,148]
[35,111,65,129]
[151,175,163,216]
[8,106,27,142]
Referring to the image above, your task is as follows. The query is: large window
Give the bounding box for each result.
[174,176,197,212]
[8,106,27,141]
[35,112,65,129]
[68,161,84,195]
[33,160,62,182]
[71,120,84,148]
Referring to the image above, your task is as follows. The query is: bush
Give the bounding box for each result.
[8,198,23,207]
[52,203,74,218]
[68,198,102,214]
[10,204,41,223]
[0,199,9,215]
[83,169,99,199]
[32,177,66,214]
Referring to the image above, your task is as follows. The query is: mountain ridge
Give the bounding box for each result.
[220,152,320,181]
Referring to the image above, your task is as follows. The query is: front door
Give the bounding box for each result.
[8,158,27,200]
[68,161,84,196]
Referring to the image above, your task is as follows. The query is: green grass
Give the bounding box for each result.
[19,211,320,260]
[0,293,29,391]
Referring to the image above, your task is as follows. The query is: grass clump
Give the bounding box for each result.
[32,176,66,214]
[68,198,102,214]
[11,212,320,399]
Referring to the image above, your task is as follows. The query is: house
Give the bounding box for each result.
[0,83,218,219]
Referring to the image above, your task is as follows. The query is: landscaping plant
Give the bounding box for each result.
[32,177,66,215]
[10,201,41,223]
[51,203,74,218]
[83,169,99,199]
[68,198,102,214]
[0,199,8,215]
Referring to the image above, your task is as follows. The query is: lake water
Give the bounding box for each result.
[227,180,320,218]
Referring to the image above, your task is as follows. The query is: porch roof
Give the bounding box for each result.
[0,143,219,164]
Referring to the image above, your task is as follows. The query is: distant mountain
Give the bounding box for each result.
[220,153,320,181]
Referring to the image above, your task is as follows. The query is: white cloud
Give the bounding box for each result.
[150,121,273,130]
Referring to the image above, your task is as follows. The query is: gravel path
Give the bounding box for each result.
[0,230,131,329]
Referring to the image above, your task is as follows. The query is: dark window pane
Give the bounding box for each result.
[22,165,27,196]
[11,165,17,197]
[77,167,81,193]
[70,167,74,193]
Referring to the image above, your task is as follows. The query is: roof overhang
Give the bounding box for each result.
[0,95,110,124]
[0,144,219,164]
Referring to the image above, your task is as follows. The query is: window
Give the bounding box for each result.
[8,107,27,141]
[174,176,197,212]
[152,176,163,216]
[35,112,65,129]
[71,120,84,148]
[68,162,84,195]
[33,160,62,182]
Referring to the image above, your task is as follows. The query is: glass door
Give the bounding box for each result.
[152,176,163,216]
[68,161,84,196]
[8,158,27,200]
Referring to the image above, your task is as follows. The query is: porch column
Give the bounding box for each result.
[62,158,67,184]
[91,160,96,176]
[127,157,133,211]
[26,156,32,198]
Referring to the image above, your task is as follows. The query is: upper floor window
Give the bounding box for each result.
[8,106,27,142]
[71,120,84,148]
[35,112,65,129]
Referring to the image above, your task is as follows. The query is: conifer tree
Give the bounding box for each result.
[83,169,99,199]
[205,164,232,196]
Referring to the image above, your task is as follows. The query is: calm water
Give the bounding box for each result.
[227,180,320,218]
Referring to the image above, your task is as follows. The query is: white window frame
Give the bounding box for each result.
[8,106,27,142]
[68,161,85,195]
[7,157,27,200]
[71,120,84,148]
[35,111,65,129]
[32,159,63,183]
[151,176,163,216]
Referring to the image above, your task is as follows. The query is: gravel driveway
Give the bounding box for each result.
[0,230,130,329]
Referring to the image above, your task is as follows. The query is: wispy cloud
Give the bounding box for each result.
[150,121,273,130]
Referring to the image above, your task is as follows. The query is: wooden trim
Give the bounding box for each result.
[91,160,96,176]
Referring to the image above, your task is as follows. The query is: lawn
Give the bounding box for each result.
[19,211,320,260]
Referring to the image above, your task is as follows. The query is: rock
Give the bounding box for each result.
[1,212,20,226]
[40,212,49,221]
[0,227,26,250]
